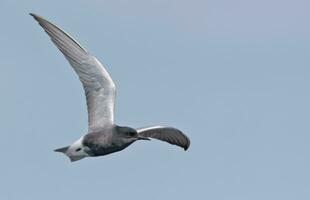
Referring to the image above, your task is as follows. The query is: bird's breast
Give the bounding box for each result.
[83,132,131,156]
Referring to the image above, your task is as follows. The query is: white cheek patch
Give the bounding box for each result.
[70,136,84,149]
[69,136,90,157]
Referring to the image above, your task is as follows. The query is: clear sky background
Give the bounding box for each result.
[1,0,309,199]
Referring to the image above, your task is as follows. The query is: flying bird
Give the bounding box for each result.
[30,13,190,162]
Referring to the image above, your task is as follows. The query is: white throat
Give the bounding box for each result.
[67,136,90,162]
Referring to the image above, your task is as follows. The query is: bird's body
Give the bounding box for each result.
[82,126,140,157]
[31,13,190,162]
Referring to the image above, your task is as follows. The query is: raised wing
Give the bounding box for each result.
[31,13,115,131]
[136,126,190,150]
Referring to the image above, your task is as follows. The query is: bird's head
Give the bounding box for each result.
[54,137,91,162]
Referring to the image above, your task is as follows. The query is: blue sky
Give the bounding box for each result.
[1,0,310,199]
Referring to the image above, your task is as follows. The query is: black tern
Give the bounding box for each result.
[30,13,190,162]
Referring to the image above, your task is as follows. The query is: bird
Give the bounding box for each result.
[30,13,190,162]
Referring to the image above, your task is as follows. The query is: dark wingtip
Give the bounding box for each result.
[29,13,43,21]
[183,143,190,151]
[180,130,190,151]
[29,13,37,18]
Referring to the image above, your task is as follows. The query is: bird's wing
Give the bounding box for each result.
[31,13,115,131]
[136,126,190,150]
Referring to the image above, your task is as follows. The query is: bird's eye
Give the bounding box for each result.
[76,148,82,152]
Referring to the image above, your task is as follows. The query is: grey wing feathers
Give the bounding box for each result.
[136,126,190,150]
[30,13,115,131]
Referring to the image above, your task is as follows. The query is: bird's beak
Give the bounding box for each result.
[138,136,150,140]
